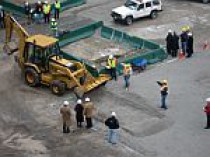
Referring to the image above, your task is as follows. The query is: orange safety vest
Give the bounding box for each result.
[123,64,131,75]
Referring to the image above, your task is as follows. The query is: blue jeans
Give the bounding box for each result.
[108,129,119,144]
[124,75,130,88]
[161,94,168,109]
[181,42,187,55]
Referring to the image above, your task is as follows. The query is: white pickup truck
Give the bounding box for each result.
[111,0,162,25]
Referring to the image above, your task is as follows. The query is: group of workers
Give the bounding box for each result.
[166,26,194,58]
[60,97,120,144]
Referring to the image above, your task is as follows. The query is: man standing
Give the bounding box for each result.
[204,98,210,129]
[186,32,194,58]
[165,30,173,56]
[180,28,188,55]
[50,18,58,37]
[157,80,169,110]
[105,112,120,144]
[35,1,43,23]
[54,0,61,19]
[172,31,179,57]
[24,1,32,24]
[60,101,72,133]
[43,1,51,23]
[74,99,84,128]
[122,63,132,91]
[107,55,117,81]
[83,97,95,129]
[0,5,4,28]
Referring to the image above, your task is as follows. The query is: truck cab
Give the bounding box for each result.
[111,0,162,25]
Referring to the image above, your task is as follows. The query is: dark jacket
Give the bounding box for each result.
[180,32,188,43]
[187,36,193,53]
[173,33,179,50]
[24,4,31,15]
[105,116,119,129]
[35,3,43,14]
[74,104,84,122]
[166,33,173,49]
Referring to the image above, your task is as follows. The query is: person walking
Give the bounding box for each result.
[186,32,194,58]
[172,31,179,57]
[180,28,188,55]
[122,63,132,91]
[43,1,51,23]
[157,80,169,110]
[107,55,117,81]
[74,99,84,128]
[54,0,61,19]
[165,30,173,56]
[60,101,72,133]
[0,5,4,28]
[204,98,210,129]
[105,112,120,144]
[83,97,95,129]
[50,17,58,37]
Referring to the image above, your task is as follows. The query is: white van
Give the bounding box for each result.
[111,0,162,25]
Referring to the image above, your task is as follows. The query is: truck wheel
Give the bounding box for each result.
[50,80,66,96]
[150,11,158,19]
[25,68,40,87]
[202,0,209,3]
[125,16,133,25]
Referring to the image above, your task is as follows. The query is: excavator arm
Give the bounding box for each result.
[4,14,30,68]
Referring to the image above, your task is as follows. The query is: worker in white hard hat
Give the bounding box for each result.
[24,1,32,24]
[107,54,118,81]
[204,98,210,129]
[74,99,84,128]
[157,79,169,110]
[50,17,58,37]
[35,0,43,23]
[105,111,120,144]
[60,101,72,133]
[186,31,194,58]
[83,97,95,129]
[54,0,61,19]
[0,5,4,28]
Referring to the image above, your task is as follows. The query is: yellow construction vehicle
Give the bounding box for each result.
[4,14,110,95]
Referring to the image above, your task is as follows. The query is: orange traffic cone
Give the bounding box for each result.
[178,49,185,60]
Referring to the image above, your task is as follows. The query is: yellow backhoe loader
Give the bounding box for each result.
[4,14,110,95]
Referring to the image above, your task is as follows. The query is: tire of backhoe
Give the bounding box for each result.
[50,80,66,96]
[25,68,40,87]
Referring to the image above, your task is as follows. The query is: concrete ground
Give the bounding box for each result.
[0,0,210,156]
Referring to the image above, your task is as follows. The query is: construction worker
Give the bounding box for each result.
[204,98,210,129]
[122,63,132,91]
[0,5,4,28]
[24,1,32,24]
[83,97,95,129]
[35,1,43,23]
[107,55,117,81]
[180,27,188,55]
[172,31,179,57]
[74,99,84,128]
[54,0,61,19]
[60,101,72,133]
[165,29,173,56]
[50,18,58,37]
[186,32,194,58]
[105,112,120,144]
[157,80,169,110]
[43,1,51,23]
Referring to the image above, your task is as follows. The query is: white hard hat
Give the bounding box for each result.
[188,32,192,36]
[162,80,168,84]
[168,29,172,33]
[77,99,82,104]
[109,55,113,59]
[45,1,48,4]
[63,101,69,106]
[85,97,90,102]
[38,1,41,4]
[25,1,29,5]
[111,112,116,117]
[0,5,3,9]
[51,18,55,21]
[206,98,210,102]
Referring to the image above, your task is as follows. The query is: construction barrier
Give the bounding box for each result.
[0,0,86,16]
[58,23,167,77]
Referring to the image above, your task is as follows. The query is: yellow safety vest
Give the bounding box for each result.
[108,58,116,68]
[43,4,51,14]
[55,1,61,9]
